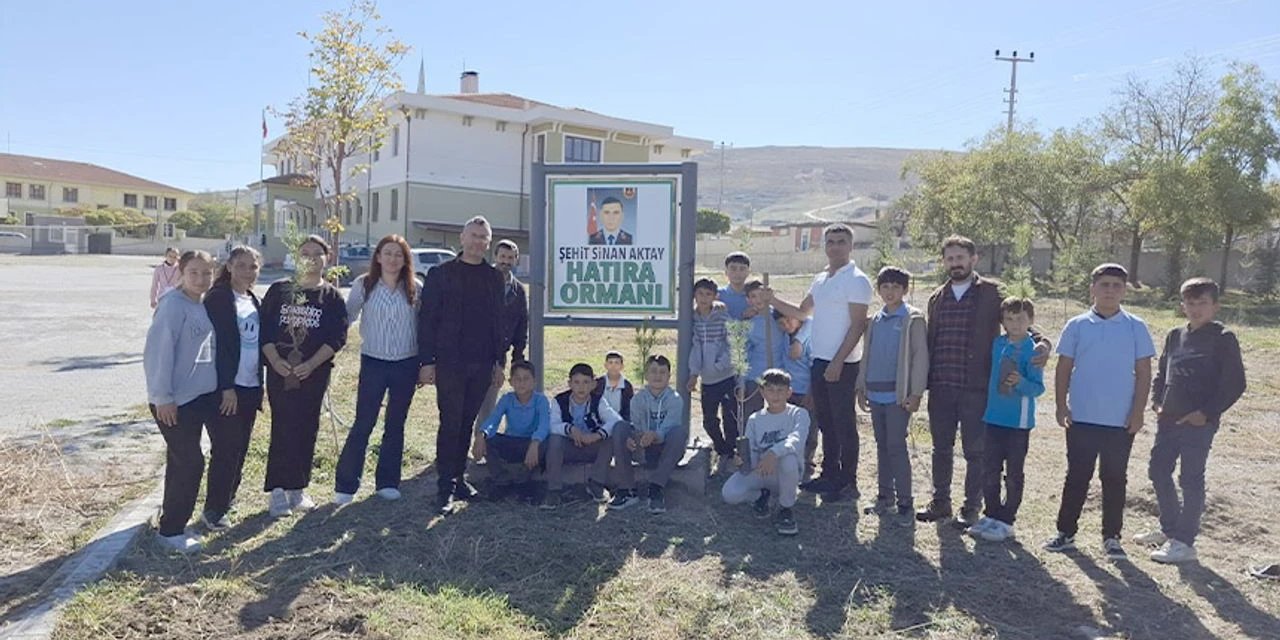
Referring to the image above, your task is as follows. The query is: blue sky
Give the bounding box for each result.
[2,0,1278,192]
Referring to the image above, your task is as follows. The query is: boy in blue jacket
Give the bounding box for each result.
[472,361,551,501]
[968,297,1045,542]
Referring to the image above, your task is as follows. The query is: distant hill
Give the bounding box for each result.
[693,146,940,226]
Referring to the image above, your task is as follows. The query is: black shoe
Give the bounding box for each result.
[820,482,851,504]
[539,489,564,510]
[586,479,608,504]
[453,479,479,501]
[800,476,833,493]
[648,484,666,514]
[608,489,641,510]
[775,507,798,536]
[916,501,952,523]
[436,491,456,516]
[753,489,771,518]
[955,507,981,528]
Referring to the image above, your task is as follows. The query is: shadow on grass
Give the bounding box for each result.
[1067,551,1216,639]
[1177,563,1280,640]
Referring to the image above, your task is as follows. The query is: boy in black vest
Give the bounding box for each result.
[543,363,627,509]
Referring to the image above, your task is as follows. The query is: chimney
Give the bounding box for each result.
[460,70,479,94]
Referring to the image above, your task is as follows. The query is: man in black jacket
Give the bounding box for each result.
[471,239,530,449]
[419,216,506,514]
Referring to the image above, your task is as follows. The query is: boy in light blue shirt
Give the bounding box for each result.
[472,361,551,502]
[967,297,1045,542]
[775,310,816,478]
[740,280,789,418]
[1045,264,1156,560]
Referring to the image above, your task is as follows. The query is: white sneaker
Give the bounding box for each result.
[1151,539,1197,564]
[1132,529,1169,547]
[333,492,355,505]
[376,487,402,501]
[979,520,1015,542]
[269,488,292,518]
[156,532,202,554]
[966,517,997,538]
[287,489,316,511]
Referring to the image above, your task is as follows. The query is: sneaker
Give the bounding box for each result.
[863,499,894,516]
[955,507,981,528]
[820,483,851,504]
[333,492,355,505]
[156,531,202,554]
[775,507,799,536]
[916,501,952,523]
[286,490,316,512]
[200,511,231,530]
[753,489,772,518]
[1249,563,1280,581]
[540,489,566,510]
[966,517,997,538]
[1151,539,1197,564]
[648,485,666,514]
[1043,532,1076,553]
[436,491,456,516]
[269,488,292,518]
[376,487,401,501]
[1103,537,1128,560]
[585,480,608,504]
[978,520,1015,543]
[799,476,834,493]
[453,480,479,501]
[895,505,915,527]
[608,489,642,510]
[1132,529,1169,547]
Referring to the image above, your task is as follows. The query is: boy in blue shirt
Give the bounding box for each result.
[472,361,550,502]
[775,310,817,479]
[740,280,789,418]
[967,297,1045,542]
[718,252,754,320]
[1045,264,1156,560]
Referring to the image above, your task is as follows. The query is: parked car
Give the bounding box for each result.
[410,248,456,282]
[0,231,27,239]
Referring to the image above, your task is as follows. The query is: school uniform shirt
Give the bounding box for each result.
[807,261,874,363]
[479,391,551,441]
[865,304,907,404]
[1056,307,1156,428]
[717,284,750,320]
[260,279,349,369]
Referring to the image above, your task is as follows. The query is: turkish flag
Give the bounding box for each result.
[587,195,598,236]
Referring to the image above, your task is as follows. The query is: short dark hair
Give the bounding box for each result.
[645,354,671,373]
[569,363,595,379]
[1000,297,1036,322]
[604,350,624,363]
[1090,263,1129,283]
[760,368,792,387]
[876,266,912,288]
[694,278,718,294]
[600,197,622,208]
[823,223,853,239]
[724,251,750,267]
[1180,277,1220,302]
[510,360,536,377]
[941,235,976,256]
[495,239,519,254]
[743,279,765,295]
[301,234,331,256]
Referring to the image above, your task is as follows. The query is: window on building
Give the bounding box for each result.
[29,184,46,200]
[535,135,546,163]
[392,125,400,156]
[681,149,691,159]
[62,187,78,203]
[564,136,601,163]
[356,201,363,224]
[163,197,177,211]
[496,121,507,132]
[5,182,21,198]
[653,144,664,155]
[344,200,352,226]
[462,116,474,127]
[144,195,158,210]
[371,192,380,222]
[96,204,108,210]
[414,109,427,119]
[374,147,380,162]
[123,193,138,208]
[390,188,398,221]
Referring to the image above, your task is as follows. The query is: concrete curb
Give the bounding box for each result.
[0,477,163,640]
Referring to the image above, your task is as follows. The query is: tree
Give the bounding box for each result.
[1195,63,1280,290]
[167,211,205,233]
[696,208,731,235]
[188,194,251,238]
[1100,57,1218,285]
[272,0,409,242]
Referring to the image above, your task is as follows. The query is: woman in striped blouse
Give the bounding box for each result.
[334,234,421,503]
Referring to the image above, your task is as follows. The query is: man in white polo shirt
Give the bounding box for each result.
[768,223,872,503]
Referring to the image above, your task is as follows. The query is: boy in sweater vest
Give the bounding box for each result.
[543,363,625,510]
[967,297,1045,542]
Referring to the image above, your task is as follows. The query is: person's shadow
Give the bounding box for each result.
[1067,552,1218,639]
[1177,563,1280,640]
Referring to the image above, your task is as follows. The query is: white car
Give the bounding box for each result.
[410,248,456,282]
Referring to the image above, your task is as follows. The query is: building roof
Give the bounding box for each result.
[440,93,549,110]
[0,153,191,194]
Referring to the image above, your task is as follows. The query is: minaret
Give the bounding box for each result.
[416,58,426,94]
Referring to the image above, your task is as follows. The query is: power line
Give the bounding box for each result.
[995,49,1035,133]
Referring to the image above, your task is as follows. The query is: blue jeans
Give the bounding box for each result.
[1149,423,1217,546]
[334,355,418,494]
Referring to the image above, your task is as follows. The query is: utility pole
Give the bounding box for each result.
[716,141,731,214]
[994,49,1034,134]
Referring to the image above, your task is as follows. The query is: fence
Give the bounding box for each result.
[0,225,227,258]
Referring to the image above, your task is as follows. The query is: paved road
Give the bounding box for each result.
[0,254,283,437]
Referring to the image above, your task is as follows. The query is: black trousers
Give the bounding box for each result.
[1055,422,1135,539]
[435,361,495,488]
[150,392,217,536]
[981,424,1030,525]
[205,386,262,517]
[927,386,987,511]
[264,367,331,491]
[809,359,860,490]
[699,376,739,455]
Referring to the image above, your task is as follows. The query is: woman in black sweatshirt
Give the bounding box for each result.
[202,245,264,529]
[260,235,349,518]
